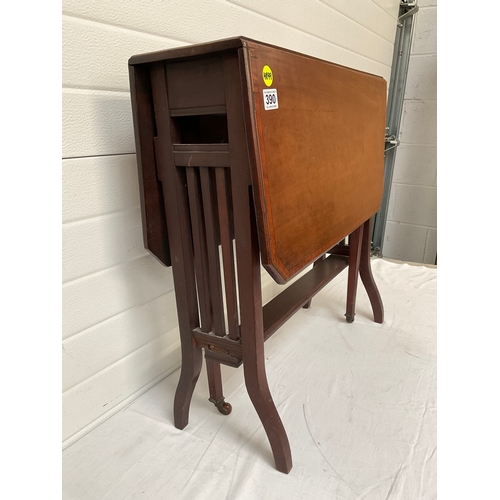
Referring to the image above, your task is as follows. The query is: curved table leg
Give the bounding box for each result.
[174,340,203,429]
[359,218,384,324]
[243,346,292,474]
[238,210,292,474]
[234,185,292,474]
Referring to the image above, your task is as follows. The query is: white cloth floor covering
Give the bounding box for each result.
[63,259,437,499]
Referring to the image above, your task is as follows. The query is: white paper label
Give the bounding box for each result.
[263,89,278,110]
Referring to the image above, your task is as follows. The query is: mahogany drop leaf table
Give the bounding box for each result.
[129,37,385,474]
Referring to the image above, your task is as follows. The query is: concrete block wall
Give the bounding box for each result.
[62,0,400,447]
[383,0,437,264]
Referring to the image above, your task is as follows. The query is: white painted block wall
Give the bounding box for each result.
[62,0,401,447]
[383,0,437,264]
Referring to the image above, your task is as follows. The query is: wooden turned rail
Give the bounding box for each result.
[129,36,385,474]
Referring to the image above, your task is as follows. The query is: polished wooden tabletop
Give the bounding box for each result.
[243,39,386,283]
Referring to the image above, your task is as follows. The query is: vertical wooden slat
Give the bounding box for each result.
[199,167,226,337]
[215,167,240,340]
[186,168,212,333]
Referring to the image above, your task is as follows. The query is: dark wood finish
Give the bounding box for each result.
[129,65,170,266]
[193,328,243,360]
[359,218,384,323]
[169,105,226,117]
[199,167,226,337]
[173,144,230,167]
[204,349,242,368]
[206,355,223,401]
[149,63,202,430]
[345,224,364,323]
[215,167,240,340]
[129,37,386,474]
[302,254,326,309]
[244,40,386,283]
[205,355,232,415]
[128,37,246,65]
[185,168,212,333]
[329,244,350,257]
[166,56,225,112]
[264,254,348,340]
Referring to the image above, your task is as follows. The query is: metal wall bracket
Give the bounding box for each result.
[372,0,420,255]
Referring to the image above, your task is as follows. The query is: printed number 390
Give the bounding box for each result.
[263,89,278,110]
[265,94,276,105]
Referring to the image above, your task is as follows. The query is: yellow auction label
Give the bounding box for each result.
[262,65,273,87]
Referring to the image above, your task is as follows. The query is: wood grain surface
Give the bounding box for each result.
[244,41,386,283]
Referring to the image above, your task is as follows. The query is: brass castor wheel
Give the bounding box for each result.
[345,313,355,323]
[216,401,232,415]
[209,397,232,415]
